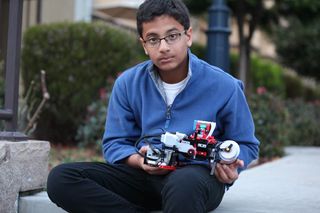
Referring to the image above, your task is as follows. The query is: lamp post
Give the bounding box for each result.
[0,0,27,140]
[206,0,231,72]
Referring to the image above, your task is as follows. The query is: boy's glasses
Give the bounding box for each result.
[142,31,186,48]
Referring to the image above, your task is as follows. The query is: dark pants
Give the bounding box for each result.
[47,162,225,213]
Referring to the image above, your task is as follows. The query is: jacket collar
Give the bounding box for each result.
[146,49,193,104]
[147,49,193,84]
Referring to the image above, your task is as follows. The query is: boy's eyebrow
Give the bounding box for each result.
[145,28,181,38]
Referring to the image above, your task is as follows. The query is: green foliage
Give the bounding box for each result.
[283,73,305,99]
[283,73,320,101]
[190,42,206,60]
[274,17,320,80]
[183,0,211,15]
[248,92,290,159]
[49,145,104,169]
[21,22,143,143]
[229,52,238,77]
[75,83,113,153]
[276,0,320,22]
[272,0,320,80]
[250,55,285,95]
[230,52,285,95]
[248,90,320,159]
[75,98,106,153]
[285,99,320,146]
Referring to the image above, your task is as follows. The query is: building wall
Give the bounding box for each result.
[41,0,75,23]
[22,0,92,33]
[94,0,143,8]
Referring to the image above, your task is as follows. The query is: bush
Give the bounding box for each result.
[248,89,320,159]
[230,53,285,95]
[248,90,290,160]
[285,99,320,146]
[250,56,285,95]
[75,97,107,153]
[190,42,206,60]
[22,22,144,144]
[75,78,115,153]
[283,72,320,101]
[274,17,320,80]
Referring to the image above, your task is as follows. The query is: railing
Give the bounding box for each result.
[0,0,28,141]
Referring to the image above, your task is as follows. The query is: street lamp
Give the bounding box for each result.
[206,0,231,73]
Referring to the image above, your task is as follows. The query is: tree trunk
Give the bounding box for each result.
[235,0,262,94]
[238,38,247,86]
[236,0,249,87]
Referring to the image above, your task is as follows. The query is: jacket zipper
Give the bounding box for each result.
[165,104,172,129]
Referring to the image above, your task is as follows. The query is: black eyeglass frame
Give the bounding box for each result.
[142,30,187,48]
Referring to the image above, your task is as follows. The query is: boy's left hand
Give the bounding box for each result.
[214,159,244,184]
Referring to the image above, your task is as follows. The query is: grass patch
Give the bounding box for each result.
[49,144,104,170]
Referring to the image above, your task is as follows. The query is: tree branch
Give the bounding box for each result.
[24,70,50,134]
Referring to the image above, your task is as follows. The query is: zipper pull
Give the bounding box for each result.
[165,105,172,128]
[166,105,172,119]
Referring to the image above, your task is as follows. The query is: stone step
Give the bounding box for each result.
[19,191,67,213]
[0,140,50,213]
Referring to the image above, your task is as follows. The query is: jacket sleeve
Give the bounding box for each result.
[217,80,260,172]
[102,77,141,163]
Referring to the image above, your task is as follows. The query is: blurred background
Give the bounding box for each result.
[1,0,319,168]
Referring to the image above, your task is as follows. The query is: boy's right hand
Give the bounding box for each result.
[125,146,170,175]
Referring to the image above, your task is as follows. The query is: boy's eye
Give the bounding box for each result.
[167,33,178,40]
[148,37,159,44]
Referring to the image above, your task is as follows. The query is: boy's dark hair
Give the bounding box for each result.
[136,0,190,37]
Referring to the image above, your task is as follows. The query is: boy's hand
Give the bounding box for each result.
[214,159,244,184]
[126,146,170,175]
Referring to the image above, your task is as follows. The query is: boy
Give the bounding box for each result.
[47,0,259,212]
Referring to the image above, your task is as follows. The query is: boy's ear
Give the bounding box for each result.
[139,37,148,55]
[186,27,193,47]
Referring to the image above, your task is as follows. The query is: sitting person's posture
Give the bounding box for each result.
[47,0,259,212]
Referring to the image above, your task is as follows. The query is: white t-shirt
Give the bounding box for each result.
[162,77,188,105]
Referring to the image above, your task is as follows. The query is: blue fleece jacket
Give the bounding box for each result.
[102,51,259,171]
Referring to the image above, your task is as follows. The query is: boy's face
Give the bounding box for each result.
[140,15,192,74]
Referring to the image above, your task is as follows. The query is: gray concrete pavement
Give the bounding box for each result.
[19,146,320,213]
[215,146,320,213]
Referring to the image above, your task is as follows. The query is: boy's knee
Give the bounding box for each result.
[47,164,73,202]
[48,164,68,184]
[163,166,209,195]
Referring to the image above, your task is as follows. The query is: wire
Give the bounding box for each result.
[134,133,163,157]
